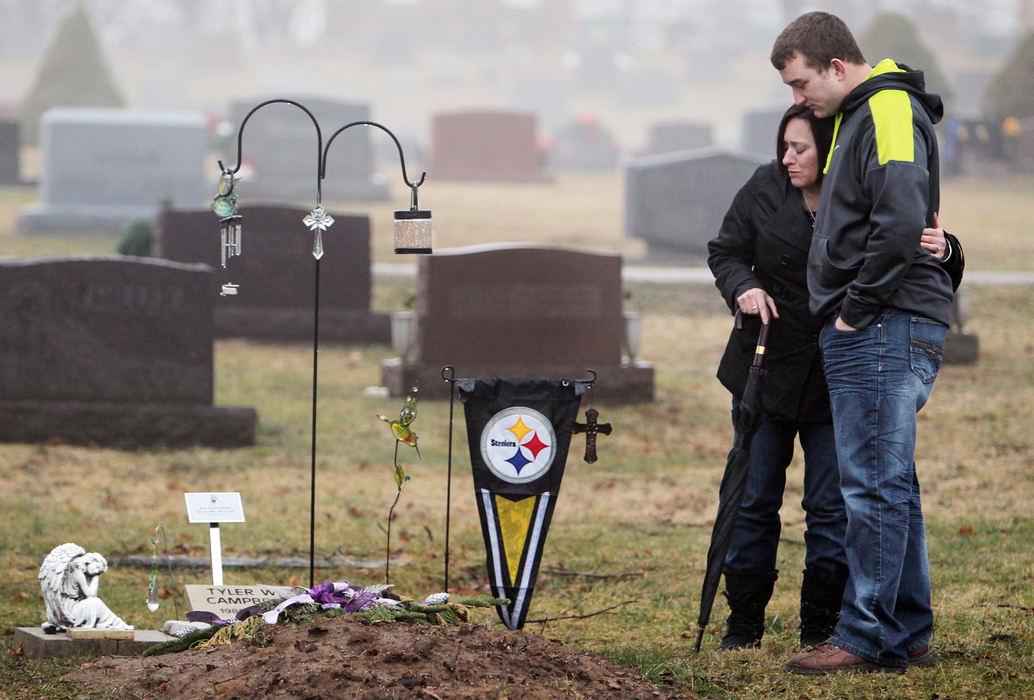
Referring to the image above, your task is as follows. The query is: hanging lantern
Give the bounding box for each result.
[393,184,432,254]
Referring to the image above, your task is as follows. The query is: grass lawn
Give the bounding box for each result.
[0,173,1032,697]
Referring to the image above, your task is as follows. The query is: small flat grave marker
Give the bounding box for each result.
[184,584,295,621]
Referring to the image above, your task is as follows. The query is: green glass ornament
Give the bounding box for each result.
[212,194,237,217]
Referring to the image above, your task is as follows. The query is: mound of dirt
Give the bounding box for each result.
[66,616,694,698]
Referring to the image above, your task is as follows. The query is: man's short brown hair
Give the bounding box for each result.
[770,11,865,71]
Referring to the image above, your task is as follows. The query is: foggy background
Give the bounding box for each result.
[0,0,1029,168]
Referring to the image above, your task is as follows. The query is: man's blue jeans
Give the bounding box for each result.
[820,309,947,668]
[724,410,846,580]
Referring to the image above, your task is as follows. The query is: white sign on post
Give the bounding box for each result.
[184,492,246,523]
[184,492,245,586]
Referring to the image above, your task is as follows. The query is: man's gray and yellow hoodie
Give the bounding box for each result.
[809,59,954,329]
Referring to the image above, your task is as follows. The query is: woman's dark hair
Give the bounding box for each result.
[776,104,835,187]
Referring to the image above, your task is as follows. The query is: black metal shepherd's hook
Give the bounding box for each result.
[220,99,427,589]
[322,120,427,197]
[218,99,324,201]
[440,366,457,593]
[218,103,427,206]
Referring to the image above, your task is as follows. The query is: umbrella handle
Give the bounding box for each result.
[751,322,770,369]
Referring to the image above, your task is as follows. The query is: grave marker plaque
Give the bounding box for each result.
[184,584,294,621]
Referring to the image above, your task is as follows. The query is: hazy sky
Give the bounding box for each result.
[1,0,1027,56]
[1,0,1024,152]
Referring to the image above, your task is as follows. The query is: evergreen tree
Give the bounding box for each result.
[858,12,952,103]
[19,4,124,145]
[985,33,1034,119]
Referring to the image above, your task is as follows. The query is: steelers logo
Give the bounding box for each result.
[480,407,556,484]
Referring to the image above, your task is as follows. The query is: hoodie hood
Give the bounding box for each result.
[841,59,943,124]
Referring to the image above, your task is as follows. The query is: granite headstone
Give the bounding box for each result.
[154,204,389,342]
[625,147,762,260]
[944,284,979,365]
[1013,117,1034,173]
[17,108,207,235]
[0,118,20,184]
[638,121,714,157]
[549,117,619,171]
[226,97,388,202]
[380,244,652,402]
[0,257,255,447]
[430,110,550,182]
[509,77,570,132]
[740,107,787,160]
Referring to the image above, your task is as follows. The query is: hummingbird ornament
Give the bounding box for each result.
[378,387,421,460]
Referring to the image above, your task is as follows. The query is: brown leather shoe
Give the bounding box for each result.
[785,642,906,675]
[908,644,935,667]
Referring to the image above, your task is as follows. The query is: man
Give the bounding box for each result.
[769,12,955,673]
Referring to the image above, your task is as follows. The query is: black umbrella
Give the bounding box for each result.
[694,318,771,652]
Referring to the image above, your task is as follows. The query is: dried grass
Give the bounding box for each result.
[1,174,1033,697]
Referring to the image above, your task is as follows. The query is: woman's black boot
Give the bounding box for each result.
[717,570,778,650]
[799,568,847,647]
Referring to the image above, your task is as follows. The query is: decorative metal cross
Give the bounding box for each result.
[572,407,612,464]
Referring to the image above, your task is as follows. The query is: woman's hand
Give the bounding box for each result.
[736,287,778,325]
[920,212,949,260]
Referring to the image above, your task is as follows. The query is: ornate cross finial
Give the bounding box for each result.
[572,407,612,464]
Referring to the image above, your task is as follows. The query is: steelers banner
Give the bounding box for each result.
[458,377,587,630]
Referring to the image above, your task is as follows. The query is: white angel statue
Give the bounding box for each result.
[39,543,133,632]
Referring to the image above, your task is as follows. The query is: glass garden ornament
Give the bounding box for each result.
[303,204,333,260]
[378,387,421,460]
[145,525,165,612]
[145,563,160,612]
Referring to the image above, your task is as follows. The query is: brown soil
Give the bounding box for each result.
[66,616,695,698]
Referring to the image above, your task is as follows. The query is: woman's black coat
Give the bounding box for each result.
[707,161,965,424]
[708,161,831,423]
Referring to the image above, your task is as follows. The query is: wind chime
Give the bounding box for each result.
[211,169,243,296]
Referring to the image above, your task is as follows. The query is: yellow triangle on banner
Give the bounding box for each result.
[494,494,537,585]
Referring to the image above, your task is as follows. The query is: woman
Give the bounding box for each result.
[706,104,963,650]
